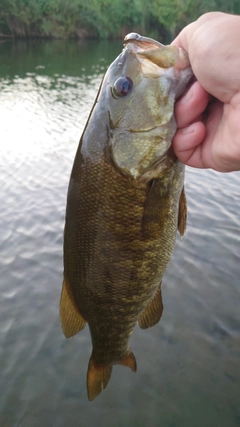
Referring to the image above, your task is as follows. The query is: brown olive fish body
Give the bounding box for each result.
[60,34,192,401]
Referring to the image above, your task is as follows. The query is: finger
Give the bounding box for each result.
[172,121,206,167]
[175,81,210,129]
[171,22,194,52]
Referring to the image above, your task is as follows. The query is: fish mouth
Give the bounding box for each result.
[124,33,164,50]
[123,32,191,73]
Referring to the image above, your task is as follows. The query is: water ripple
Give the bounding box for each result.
[0,40,240,427]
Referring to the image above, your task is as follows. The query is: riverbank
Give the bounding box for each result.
[0,0,238,42]
[1,0,238,42]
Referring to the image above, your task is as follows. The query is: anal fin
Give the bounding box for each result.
[138,283,163,329]
[59,278,86,338]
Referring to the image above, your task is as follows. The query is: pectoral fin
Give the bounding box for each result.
[138,283,163,329]
[178,187,187,237]
[142,179,169,238]
[59,278,87,338]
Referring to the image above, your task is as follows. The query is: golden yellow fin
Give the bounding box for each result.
[138,283,163,329]
[178,187,187,237]
[59,278,86,338]
[117,350,137,372]
[87,357,112,401]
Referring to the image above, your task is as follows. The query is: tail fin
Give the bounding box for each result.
[87,357,112,401]
[87,350,137,401]
[117,351,137,372]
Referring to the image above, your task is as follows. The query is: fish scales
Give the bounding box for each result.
[60,33,192,401]
[65,155,180,357]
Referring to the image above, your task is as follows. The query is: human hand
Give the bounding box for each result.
[172,12,240,172]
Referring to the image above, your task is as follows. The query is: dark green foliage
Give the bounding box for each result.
[0,0,239,40]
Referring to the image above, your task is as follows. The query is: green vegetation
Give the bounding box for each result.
[0,0,239,41]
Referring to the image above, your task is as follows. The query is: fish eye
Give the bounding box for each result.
[112,77,133,98]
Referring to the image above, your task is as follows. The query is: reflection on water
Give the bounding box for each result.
[0,40,240,427]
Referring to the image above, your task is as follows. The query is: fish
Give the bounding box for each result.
[60,33,193,401]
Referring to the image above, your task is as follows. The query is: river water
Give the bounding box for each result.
[0,39,239,427]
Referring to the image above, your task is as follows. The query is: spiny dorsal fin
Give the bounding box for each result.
[178,187,187,237]
[138,283,163,329]
[87,357,112,401]
[59,278,86,338]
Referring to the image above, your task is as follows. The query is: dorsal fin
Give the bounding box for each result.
[59,278,87,338]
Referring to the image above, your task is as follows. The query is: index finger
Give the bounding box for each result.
[175,81,210,128]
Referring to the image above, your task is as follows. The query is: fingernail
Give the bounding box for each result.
[181,123,195,134]
[181,86,193,104]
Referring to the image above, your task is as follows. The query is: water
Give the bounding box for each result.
[0,39,240,427]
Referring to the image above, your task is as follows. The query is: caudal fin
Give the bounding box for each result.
[87,357,112,401]
[87,351,137,401]
[117,351,137,372]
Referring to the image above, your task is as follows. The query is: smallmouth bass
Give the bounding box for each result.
[60,33,192,401]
